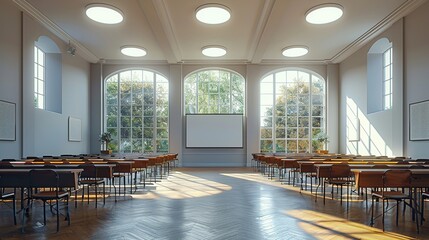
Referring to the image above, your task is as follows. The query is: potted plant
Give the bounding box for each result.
[312,132,329,154]
[99,132,112,155]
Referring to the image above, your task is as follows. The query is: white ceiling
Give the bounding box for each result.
[15,0,426,64]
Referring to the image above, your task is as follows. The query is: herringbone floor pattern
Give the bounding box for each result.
[0,167,428,239]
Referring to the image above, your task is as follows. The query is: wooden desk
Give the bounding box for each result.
[0,168,82,189]
[352,169,429,189]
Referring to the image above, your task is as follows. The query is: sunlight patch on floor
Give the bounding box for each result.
[131,171,231,200]
[285,210,414,240]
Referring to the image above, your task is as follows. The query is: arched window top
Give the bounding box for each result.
[367,38,393,113]
[35,36,60,54]
[260,68,325,84]
[105,68,168,83]
[368,38,392,54]
[184,68,245,114]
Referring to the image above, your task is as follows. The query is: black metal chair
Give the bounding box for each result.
[23,169,70,232]
[78,163,106,208]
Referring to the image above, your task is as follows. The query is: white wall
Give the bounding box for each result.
[339,20,404,157]
[404,1,429,159]
[0,1,22,159]
[21,13,91,157]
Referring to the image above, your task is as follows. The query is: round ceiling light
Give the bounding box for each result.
[121,46,147,57]
[282,46,309,57]
[85,4,124,24]
[196,4,231,24]
[201,45,227,57]
[305,4,343,24]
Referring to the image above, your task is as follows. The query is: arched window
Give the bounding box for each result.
[184,69,245,114]
[104,69,169,153]
[34,36,62,113]
[260,69,326,153]
[367,38,393,113]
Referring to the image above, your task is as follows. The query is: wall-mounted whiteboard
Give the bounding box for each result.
[0,100,16,141]
[68,117,81,142]
[186,114,243,148]
[410,100,429,141]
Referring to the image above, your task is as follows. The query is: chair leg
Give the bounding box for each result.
[382,199,385,231]
[103,182,106,205]
[95,184,98,208]
[56,199,59,232]
[43,201,47,225]
[13,194,17,225]
[370,196,375,226]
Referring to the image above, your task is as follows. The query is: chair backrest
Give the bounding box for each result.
[300,162,315,173]
[79,163,97,178]
[383,170,411,188]
[371,164,388,169]
[330,164,351,178]
[29,169,59,188]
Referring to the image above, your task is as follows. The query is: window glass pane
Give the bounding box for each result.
[275,128,285,138]
[384,81,391,95]
[38,95,44,109]
[38,80,44,94]
[38,65,44,80]
[275,140,286,152]
[384,66,391,80]
[157,128,168,138]
[144,128,153,138]
[260,128,272,138]
[132,128,142,138]
[261,117,272,127]
[260,83,273,94]
[38,49,44,64]
[260,140,273,152]
[287,128,297,138]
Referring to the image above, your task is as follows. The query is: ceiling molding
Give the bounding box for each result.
[259,59,330,65]
[180,59,250,65]
[103,59,169,65]
[13,0,99,63]
[329,0,427,63]
[147,0,182,63]
[246,0,276,62]
[250,0,277,64]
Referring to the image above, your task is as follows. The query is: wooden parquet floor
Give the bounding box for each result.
[0,167,428,240]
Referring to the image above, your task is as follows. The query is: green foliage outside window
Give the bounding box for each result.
[104,70,169,153]
[260,70,325,153]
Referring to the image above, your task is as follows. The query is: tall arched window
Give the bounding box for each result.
[184,69,245,114]
[260,69,325,153]
[104,69,169,153]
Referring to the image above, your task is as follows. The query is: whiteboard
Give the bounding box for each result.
[186,114,243,148]
[0,100,16,141]
[410,100,429,141]
[68,117,81,142]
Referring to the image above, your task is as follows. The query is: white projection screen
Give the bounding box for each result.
[186,114,243,148]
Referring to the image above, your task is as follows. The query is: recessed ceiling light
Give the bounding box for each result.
[86,4,124,24]
[121,46,147,57]
[201,45,227,57]
[282,46,309,57]
[305,4,343,24]
[196,4,231,24]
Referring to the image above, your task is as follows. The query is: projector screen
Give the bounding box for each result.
[186,114,243,148]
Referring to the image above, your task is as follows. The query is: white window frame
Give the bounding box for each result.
[104,69,169,153]
[259,70,326,153]
[34,46,45,109]
[382,48,393,110]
